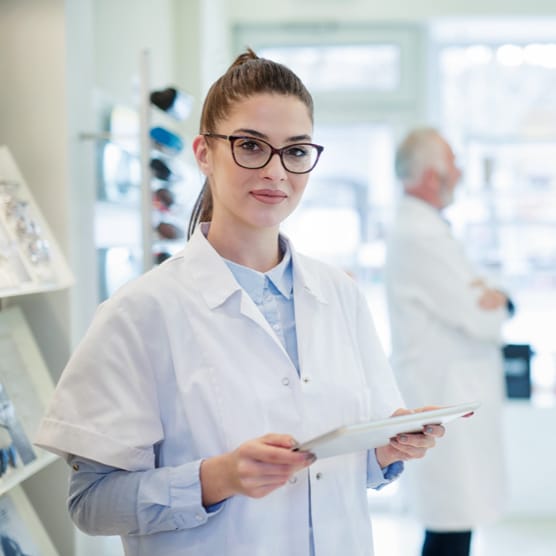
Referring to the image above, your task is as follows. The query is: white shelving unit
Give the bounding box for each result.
[0,146,74,297]
[0,146,73,555]
[93,50,193,302]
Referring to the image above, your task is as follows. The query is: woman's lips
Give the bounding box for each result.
[250,189,287,204]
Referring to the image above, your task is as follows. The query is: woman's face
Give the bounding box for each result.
[194,93,314,235]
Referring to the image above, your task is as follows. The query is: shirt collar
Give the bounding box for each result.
[185,223,324,308]
[267,238,293,299]
[222,236,293,301]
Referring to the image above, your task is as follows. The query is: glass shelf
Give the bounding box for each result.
[0,146,74,298]
[0,451,57,498]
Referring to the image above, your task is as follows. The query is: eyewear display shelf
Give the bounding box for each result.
[0,302,58,497]
[0,145,71,555]
[139,49,192,271]
[0,146,74,297]
[93,50,194,304]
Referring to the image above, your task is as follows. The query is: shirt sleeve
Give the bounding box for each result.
[366,450,404,490]
[68,456,224,536]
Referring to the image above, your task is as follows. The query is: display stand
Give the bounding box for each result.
[0,485,59,555]
[0,147,74,297]
[139,49,154,274]
[139,50,195,269]
[88,50,196,302]
[0,147,70,554]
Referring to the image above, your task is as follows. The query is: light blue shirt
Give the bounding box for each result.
[67,238,402,542]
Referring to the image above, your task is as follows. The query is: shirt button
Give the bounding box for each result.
[272,323,280,331]
[195,513,203,522]
[315,472,323,480]
[281,377,290,386]
[288,476,298,484]
[302,376,310,383]
[72,463,80,471]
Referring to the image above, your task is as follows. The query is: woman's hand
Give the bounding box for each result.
[200,433,315,505]
[376,407,445,468]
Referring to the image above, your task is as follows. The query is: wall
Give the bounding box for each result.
[0,2,75,554]
[228,0,556,22]
[0,1,72,373]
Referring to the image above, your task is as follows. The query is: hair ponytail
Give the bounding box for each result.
[187,48,313,237]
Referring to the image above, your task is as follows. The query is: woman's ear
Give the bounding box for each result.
[193,135,210,175]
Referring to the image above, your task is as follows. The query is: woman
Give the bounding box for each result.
[36,49,442,556]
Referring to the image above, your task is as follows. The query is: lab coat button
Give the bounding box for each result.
[315,472,322,480]
[302,376,310,383]
[288,476,298,484]
[281,377,290,386]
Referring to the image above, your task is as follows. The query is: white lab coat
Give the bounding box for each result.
[36,227,403,556]
[384,196,508,530]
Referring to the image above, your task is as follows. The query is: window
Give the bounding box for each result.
[260,44,400,92]
[435,33,556,403]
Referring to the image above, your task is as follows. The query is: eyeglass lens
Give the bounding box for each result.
[232,137,320,173]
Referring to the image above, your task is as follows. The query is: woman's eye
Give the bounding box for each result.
[285,146,309,158]
[237,139,263,152]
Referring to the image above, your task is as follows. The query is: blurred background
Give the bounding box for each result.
[1,1,555,554]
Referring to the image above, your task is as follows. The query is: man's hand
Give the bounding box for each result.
[471,278,508,310]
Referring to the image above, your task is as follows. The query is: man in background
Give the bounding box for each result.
[384,127,513,556]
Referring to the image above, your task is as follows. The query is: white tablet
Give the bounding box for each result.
[293,401,480,459]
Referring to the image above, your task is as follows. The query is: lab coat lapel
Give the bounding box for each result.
[186,228,290,359]
[290,247,328,374]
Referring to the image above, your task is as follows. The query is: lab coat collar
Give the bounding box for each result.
[400,195,452,235]
[184,224,242,309]
[222,237,293,302]
[183,224,328,309]
[288,236,328,305]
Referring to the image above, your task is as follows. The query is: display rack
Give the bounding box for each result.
[0,485,59,555]
[139,49,154,274]
[139,49,196,269]
[91,50,197,302]
[0,147,74,298]
[0,304,59,490]
[0,147,71,554]
[0,303,60,553]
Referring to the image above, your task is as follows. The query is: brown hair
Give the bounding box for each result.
[187,48,314,238]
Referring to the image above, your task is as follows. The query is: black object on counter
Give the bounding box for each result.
[503,343,534,399]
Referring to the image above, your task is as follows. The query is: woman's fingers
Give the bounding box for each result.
[389,435,431,460]
[229,434,315,498]
[423,424,445,437]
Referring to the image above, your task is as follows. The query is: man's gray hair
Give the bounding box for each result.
[395,127,448,187]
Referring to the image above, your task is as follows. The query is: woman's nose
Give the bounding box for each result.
[261,153,288,181]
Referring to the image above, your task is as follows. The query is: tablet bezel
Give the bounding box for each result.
[293,401,480,459]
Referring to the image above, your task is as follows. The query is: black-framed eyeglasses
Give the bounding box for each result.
[202,133,324,174]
